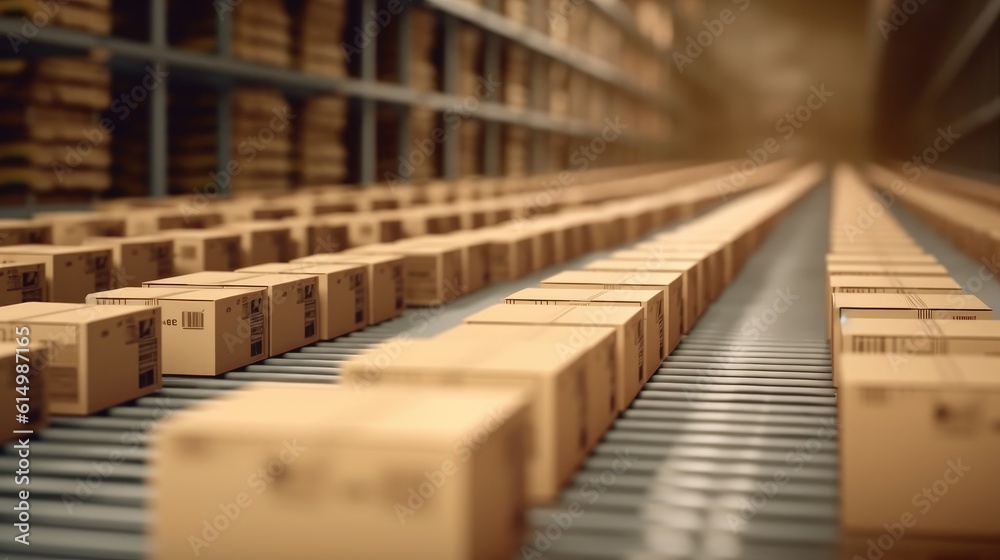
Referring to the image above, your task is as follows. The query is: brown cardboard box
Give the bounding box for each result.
[153,384,530,560]
[0,219,52,245]
[216,201,297,222]
[222,222,294,266]
[825,253,940,266]
[432,324,618,446]
[0,261,45,305]
[504,287,665,364]
[612,248,719,301]
[464,304,646,410]
[34,213,125,245]
[145,272,320,356]
[342,326,611,503]
[838,317,1000,380]
[0,303,162,415]
[83,236,174,288]
[337,213,404,246]
[238,262,367,339]
[0,341,49,442]
[0,245,111,303]
[827,275,965,336]
[292,253,404,325]
[839,354,1000,538]
[87,287,267,375]
[351,245,462,306]
[117,208,223,236]
[540,270,683,354]
[825,262,952,307]
[840,536,1000,560]
[482,231,534,282]
[831,293,993,382]
[398,208,462,236]
[166,230,242,274]
[282,219,350,259]
[638,240,731,286]
[585,258,702,332]
[400,235,492,294]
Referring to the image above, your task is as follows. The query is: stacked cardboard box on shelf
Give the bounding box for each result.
[168,89,292,195]
[377,7,439,183]
[0,57,111,196]
[168,0,291,67]
[1,0,112,35]
[294,96,348,186]
[828,164,999,546]
[293,0,348,77]
[458,26,484,176]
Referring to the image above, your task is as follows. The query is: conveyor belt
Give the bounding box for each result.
[5,183,840,560]
[2,186,834,560]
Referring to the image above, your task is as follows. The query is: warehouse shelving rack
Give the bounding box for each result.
[0,0,673,217]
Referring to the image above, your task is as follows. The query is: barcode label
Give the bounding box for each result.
[248,296,265,357]
[575,365,588,451]
[636,319,645,382]
[182,311,205,330]
[138,339,158,389]
[392,266,404,311]
[304,299,317,338]
[656,307,665,358]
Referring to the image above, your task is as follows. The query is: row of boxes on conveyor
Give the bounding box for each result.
[0,159,781,439]
[141,162,823,559]
[826,164,999,556]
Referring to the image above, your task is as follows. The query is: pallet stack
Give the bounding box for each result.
[169,89,292,195]
[293,0,348,77]
[169,0,291,67]
[0,57,112,200]
[1,0,112,35]
[459,26,484,176]
[294,96,348,186]
[377,7,439,183]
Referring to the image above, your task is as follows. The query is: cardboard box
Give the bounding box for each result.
[0,261,45,305]
[87,287,267,375]
[34,213,125,245]
[153,384,530,560]
[540,270,683,354]
[839,316,1000,362]
[342,325,613,503]
[828,243,926,254]
[840,536,1000,560]
[292,253,404,325]
[504,287,665,364]
[283,219,350,259]
[827,275,966,336]
[464,304,646,410]
[612,248,719,301]
[145,272,320,356]
[839,354,1000,538]
[637,240,731,286]
[118,208,223,236]
[223,222,294,267]
[0,303,162,415]
[83,236,174,287]
[825,262,952,306]
[167,230,242,274]
[831,293,993,382]
[432,324,618,443]
[483,232,534,282]
[585,258,701,332]
[238,262,367,339]
[402,235,492,294]
[0,341,49,442]
[0,219,52,246]
[0,245,111,303]
[351,245,462,306]
[826,253,940,266]
[339,213,404,246]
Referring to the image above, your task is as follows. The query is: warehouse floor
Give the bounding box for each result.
[2,181,996,560]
